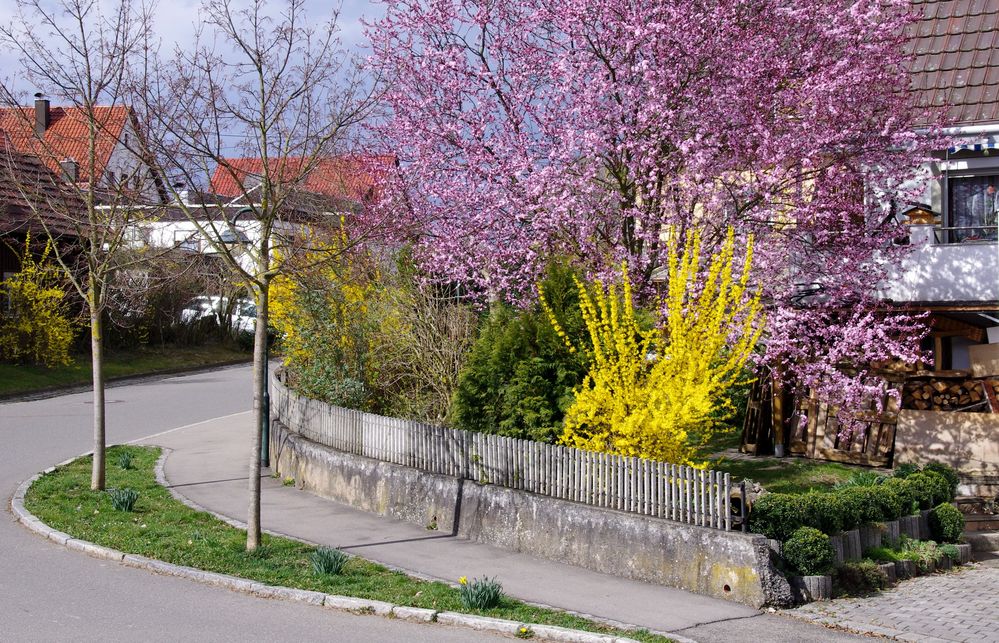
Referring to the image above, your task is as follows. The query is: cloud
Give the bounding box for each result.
[0,0,383,100]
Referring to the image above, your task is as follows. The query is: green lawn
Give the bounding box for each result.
[710,452,876,494]
[0,344,250,396]
[25,446,669,643]
[700,424,881,494]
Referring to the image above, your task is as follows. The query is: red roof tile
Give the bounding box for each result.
[0,104,131,184]
[209,155,396,204]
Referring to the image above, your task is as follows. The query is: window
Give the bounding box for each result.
[947,174,999,242]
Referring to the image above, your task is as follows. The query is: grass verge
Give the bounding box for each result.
[0,343,249,396]
[25,446,669,643]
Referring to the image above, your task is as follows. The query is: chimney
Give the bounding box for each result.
[34,93,50,136]
[60,158,78,183]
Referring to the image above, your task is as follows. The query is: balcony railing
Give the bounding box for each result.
[931,225,999,245]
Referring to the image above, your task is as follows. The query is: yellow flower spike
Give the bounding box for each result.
[458,576,468,586]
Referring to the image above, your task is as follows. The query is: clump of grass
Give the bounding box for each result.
[311,546,349,576]
[833,471,885,490]
[107,487,139,512]
[116,451,134,470]
[459,576,503,610]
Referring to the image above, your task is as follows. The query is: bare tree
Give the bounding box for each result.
[139,0,383,550]
[0,0,155,490]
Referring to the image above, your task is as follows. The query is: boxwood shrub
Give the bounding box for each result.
[906,472,949,509]
[839,486,889,525]
[748,463,960,540]
[782,527,835,576]
[748,493,806,541]
[800,491,846,535]
[923,462,960,498]
[928,502,964,543]
[880,477,917,516]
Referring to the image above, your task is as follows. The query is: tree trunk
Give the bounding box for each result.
[246,277,269,551]
[90,300,106,491]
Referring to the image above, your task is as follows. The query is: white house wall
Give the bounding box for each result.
[103,121,160,202]
[877,232,999,303]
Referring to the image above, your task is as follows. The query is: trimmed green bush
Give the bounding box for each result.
[748,493,806,541]
[748,464,956,540]
[904,473,938,510]
[838,486,884,525]
[922,462,960,500]
[782,527,835,576]
[880,477,917,516]
[800,492,846,535]
[928,502,964,544]
[833,560,889,596]
[923,470,954,505]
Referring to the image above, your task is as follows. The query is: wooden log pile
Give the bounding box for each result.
[902,379,993,412]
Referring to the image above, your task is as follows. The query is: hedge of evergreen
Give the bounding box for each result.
[748,463,959,541]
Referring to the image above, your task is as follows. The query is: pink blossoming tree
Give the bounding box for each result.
[368,0,941,432]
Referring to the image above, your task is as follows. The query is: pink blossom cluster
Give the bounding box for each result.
[367,0,943,428]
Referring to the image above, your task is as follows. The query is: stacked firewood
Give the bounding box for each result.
[902,379,992,412]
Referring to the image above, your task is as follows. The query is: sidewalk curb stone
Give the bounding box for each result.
[9,458,648,643]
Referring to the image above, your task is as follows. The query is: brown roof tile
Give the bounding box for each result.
[0,141,84,236]
[910,0,999,125]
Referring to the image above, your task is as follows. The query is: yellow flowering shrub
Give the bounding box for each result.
[556,228,762,467]
[0,236,76,367]
[268,227,380,408]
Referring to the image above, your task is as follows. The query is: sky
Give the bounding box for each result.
[0,0,383,101]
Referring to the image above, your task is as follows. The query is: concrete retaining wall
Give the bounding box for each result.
[271,422,792,608]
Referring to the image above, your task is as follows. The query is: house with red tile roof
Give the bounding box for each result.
[0,95,160,202]
[209,155,396,207]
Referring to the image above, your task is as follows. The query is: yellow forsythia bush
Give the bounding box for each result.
[552,228,762,467]
[0,236,75,367]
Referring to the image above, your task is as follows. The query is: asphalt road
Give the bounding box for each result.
[0,364,504,642]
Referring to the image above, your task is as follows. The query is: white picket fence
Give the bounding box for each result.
[272,374,732,531]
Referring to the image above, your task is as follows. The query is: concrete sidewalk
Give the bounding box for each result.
[143,413,875,643]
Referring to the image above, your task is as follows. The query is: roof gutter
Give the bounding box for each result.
[915,124,999,137]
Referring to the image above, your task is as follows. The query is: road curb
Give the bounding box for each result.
[10,456,649,643]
